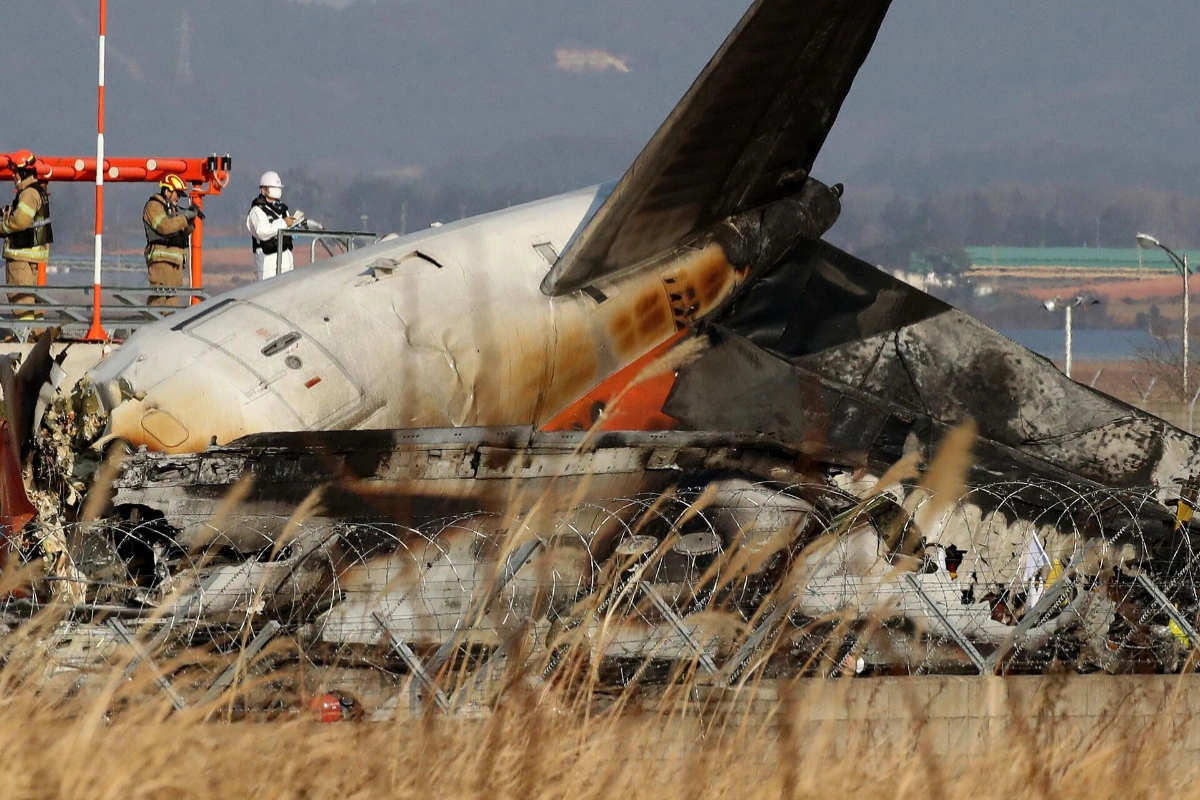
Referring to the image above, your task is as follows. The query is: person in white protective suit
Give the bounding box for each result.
[246,170,305,280]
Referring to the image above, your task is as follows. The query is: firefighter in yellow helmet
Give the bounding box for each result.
[142,174,198,308]
[0,150,52,325]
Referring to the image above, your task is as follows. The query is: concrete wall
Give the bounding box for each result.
[686,675,1200,757]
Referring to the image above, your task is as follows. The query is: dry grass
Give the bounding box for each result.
[1,663,1199,799]
[0,584,1197,800]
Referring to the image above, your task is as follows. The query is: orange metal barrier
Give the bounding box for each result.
[0,153,231,339]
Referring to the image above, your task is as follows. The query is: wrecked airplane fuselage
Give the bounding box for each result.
[62,426,1192,677]
[85,186,757,453]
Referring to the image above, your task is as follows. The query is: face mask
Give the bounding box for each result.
[265,187,283,201]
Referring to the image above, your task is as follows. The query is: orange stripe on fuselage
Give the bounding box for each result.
[540,330,686,432]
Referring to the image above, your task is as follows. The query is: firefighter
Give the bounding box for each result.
[246,171,300,280]
[143,174,198,308]
[0,150,52,324]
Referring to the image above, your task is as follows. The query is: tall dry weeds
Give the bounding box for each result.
[0,645,1196,799]
[7,400,1199,798]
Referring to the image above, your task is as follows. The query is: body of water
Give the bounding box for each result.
[999,328,1162,360]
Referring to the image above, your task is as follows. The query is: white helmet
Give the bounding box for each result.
[258,171,283,189]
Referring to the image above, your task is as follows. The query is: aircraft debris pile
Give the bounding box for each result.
[0,423,1195,707]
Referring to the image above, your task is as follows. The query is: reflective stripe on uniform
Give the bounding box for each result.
[0,194,39,236]
[146,244,186,267]
[3,244,49,261]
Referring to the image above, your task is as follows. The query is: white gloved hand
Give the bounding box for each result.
[292,209,306,223]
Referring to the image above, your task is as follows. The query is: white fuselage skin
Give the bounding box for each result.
[89,186,745,454]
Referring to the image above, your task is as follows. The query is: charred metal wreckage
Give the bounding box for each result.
[2,0,1200,709]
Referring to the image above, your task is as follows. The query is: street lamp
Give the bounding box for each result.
[1136,233,1192,395]
[1043,296,1100,379]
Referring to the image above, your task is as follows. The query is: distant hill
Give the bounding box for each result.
[13,1,1200,264]
[846,143,1200,196]
[8,1,1200,202]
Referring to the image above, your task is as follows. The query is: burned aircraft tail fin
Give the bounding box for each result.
[541,0,893,296]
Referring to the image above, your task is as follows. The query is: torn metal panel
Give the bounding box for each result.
[700,238,1200,494]
[105,425,1181,566]
[108,428,814,548]
[108,619,188,710]
[76,424,1184,675]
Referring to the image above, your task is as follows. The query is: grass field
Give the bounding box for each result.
[2,663,1197,799]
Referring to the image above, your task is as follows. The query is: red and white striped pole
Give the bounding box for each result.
[84,0,108,341]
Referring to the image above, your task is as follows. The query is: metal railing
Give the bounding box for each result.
[276,227,377,265]
[0,283,208,339]
[0,230,377,341]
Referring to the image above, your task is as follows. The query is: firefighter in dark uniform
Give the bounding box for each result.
[0,150,52,323]
[142,174,198,308]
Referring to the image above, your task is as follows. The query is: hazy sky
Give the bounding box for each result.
[5,1,1199,192]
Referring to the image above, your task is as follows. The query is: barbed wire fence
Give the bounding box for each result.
[0,478,1198,718]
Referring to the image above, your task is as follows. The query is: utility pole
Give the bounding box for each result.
[1137,234,1191,396]
[1185,253,1190,396]
[1043,296,1100,379]
[1065,304,1074,378]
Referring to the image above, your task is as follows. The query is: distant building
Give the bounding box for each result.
[890,269,957,293]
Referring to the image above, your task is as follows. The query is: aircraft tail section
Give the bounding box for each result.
[541,0,893,296]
